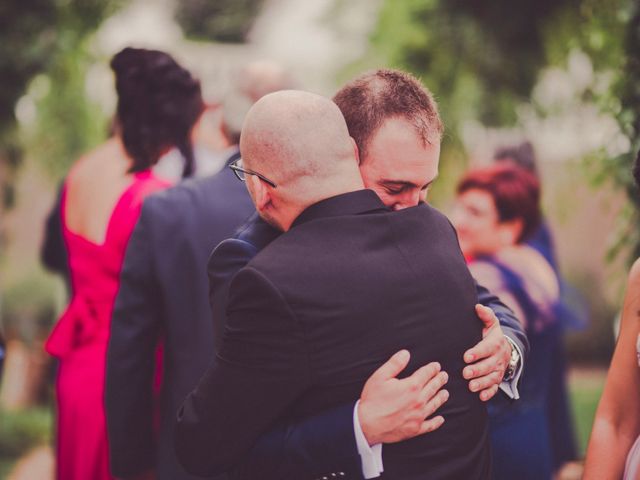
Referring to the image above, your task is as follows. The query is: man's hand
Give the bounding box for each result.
[358,350,449,446]
[462,304,512,401]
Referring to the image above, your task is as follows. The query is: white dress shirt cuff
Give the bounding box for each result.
[353,400,384,478]
[498,337,523,400]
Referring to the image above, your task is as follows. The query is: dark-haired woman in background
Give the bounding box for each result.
[44,47,203,480]
[452,164,560,480]
[583,152,640,479]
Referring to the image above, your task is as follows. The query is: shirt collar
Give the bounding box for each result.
[291,189,389,229]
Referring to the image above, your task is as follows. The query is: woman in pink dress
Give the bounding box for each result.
[44,47,204,480]
[583,150,640,479]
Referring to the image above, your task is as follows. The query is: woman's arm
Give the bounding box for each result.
[469,261,527,330]
[584,259,640,479]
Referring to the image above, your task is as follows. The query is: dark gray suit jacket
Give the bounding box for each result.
[106,151,255,480]
[176,190,493,479]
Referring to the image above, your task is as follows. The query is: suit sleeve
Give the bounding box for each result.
[106,202,162,477]
[228,404,363,480]
[208,238,259,350]
[176,266,311,476]
[447,218,529,359]
[475,280,529,360]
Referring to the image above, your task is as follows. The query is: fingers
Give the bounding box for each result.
[479,384,499,402]
[463,353,505,380]
[370,349,411,381]
[409,361,442,389]
[475,304,498,328]
[464,334,498,364]
[468,370,503,394]
[464,318,505,364]
[418,415,445,435]
[422,387,449,418]
[419,370,448,403]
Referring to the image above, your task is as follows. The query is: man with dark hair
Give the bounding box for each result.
[334,68,443,166]
[186,70,527,479]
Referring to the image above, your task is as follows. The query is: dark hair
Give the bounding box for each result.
[634,150,640,189]
[494,141,537,176]
[457,163,541,243]
[111,47,204,176]
[333,69,443,161]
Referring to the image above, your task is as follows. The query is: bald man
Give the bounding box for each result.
[175,91,492,479]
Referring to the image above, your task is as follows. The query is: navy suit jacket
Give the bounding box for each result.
[203,206,528,479]
[106,151,255,480]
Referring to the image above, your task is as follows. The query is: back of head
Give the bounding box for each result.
[333,68,443,161]
[111,47,204,175]
[494,141,538,176]
[240,90,359,204]
[458,163,541,243]
[222,60,296,145]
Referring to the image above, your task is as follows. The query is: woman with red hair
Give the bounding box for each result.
[452,163,561,480]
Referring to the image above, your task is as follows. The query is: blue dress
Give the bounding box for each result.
[480,256,561,480]
[528,223,582,470]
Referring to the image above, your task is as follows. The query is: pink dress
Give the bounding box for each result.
[45,171,169,480]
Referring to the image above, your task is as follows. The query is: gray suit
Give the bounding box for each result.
[106,150,255,479]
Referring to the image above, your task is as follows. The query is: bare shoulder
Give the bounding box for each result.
[499,246,558,297]
[67,138,129,186]
[468,260,503,292]
[628,258,640,287]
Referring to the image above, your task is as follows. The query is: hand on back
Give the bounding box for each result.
[358,350,449,445]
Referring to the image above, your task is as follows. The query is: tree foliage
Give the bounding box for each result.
[175,0,265,43]
[370,0,639,262]
[0,0,124,186]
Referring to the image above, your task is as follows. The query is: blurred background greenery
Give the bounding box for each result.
[0,0,638,476]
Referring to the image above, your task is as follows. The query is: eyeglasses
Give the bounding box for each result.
[229,158,278,188]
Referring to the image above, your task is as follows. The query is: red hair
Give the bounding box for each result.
[457,164,541,243]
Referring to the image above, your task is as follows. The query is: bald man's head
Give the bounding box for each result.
[241,90,357,184]
[239,90,364,230]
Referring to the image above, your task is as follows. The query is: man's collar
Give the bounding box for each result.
[291,189,389,229]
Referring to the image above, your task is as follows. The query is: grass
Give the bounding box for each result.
[568,367,607,456]
[0,406,52,477]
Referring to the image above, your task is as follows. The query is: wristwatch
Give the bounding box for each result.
[502,336,521,382]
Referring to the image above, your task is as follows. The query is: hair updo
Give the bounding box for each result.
[111,47,204,176]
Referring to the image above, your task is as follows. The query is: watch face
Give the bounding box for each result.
[503,339,520,382]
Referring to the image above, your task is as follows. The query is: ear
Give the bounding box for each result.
[250,175,272,212]
[350,137,361,165]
